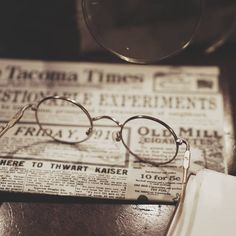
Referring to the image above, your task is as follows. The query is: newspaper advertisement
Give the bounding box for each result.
[0,59,226,202]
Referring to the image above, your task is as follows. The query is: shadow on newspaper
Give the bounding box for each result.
[1,139,130,167]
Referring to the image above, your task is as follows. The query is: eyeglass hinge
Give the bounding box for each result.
[176,138,183,145]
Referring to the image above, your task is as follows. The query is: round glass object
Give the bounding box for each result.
[82,0,202,63]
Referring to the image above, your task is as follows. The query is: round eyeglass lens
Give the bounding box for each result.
[121,117,178,165]
[36,97,92,143]
[82,0,202,63]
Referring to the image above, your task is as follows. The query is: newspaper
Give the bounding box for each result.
[0,59,227,202]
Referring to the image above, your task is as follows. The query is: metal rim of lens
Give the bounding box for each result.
[82,0,203,64]
[35,96,94,144]
[120,115,179,166]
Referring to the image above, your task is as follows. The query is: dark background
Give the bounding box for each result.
[0,0,235,60]
[0,0,235,235]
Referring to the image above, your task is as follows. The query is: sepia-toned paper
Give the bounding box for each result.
[0,59,226,202]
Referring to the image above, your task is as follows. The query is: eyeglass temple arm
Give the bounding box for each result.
[182,139,190,184]
[166,139,191,236]
[0,104,32,138]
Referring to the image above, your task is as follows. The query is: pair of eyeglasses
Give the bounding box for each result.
[0,95,191,233]
[82,0,202,63]
[0,95,190,166]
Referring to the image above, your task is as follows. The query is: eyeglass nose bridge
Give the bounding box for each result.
[92,115,122,127]
[92,116,123,142]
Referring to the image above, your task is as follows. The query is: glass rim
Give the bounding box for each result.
[35,96,94,144]
[120,115,179,166]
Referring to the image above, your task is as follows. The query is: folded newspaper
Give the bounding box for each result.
[0,59,229,202]
[169,169,236,236]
